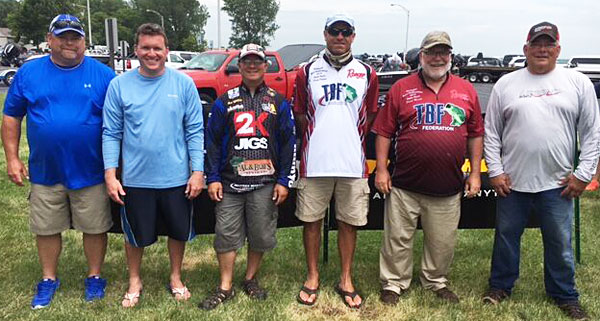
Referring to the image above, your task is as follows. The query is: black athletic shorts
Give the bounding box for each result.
[120,185,195,247]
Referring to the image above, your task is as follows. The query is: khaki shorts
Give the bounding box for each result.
[295,177,369,226]
[30,183,112,235]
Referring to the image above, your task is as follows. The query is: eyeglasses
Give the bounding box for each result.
[51,20,84,31]
[327,27,354,37]
[423,49,452,57]
[240,59,265,66]
[528,42,558,49]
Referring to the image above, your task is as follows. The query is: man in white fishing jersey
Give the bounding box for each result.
[293,13,379,309]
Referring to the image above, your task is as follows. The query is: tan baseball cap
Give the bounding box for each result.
[420,31,453,50]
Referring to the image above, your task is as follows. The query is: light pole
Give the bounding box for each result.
[146,9,164,29]
[217,0,221,49]
[74,2,93,46]
[390,3,409,67]
[86,0,92,46]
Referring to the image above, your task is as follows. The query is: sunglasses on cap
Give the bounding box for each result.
[327,27,354,37]
[51,19,84,32]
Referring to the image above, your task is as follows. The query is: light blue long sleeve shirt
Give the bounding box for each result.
[102,68,204,188]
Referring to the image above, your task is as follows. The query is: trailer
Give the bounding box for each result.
[459,65,520,83]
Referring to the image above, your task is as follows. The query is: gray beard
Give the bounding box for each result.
[422,61,451,80]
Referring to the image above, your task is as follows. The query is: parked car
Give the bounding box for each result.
[508,56,526,68]
[566,55,600,82]
[170,50,199,62]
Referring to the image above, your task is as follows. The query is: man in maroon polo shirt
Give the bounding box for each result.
[371,31,484,305]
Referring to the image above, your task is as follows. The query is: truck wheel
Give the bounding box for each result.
[468,73,479,83]
[481,73,492,83]
[3,71,16,86]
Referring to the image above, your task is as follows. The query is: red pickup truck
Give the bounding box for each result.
[179,44,324,105]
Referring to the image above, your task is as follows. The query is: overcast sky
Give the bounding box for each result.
[202,0,599,59]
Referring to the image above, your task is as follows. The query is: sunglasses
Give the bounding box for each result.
[327,27,354,37]
[51,20,84,31]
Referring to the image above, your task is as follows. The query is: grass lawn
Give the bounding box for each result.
[1,92,599,320]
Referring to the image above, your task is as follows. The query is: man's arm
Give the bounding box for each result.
[465,136,483,198]
[183,81,205,199]
[102,81,125,205]
[274,99,297,205]
[1,115,28,186]
[561,78,600,198]
[374,135,392,194]
[483,85,512,197]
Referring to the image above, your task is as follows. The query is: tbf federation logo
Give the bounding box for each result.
[412,103,466,130]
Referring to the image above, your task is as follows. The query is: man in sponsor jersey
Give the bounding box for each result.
[483,22,599,320]
[2,14,115,309]
[293,13,379,308]
[102,23,205,307]
[200,44,296,310]
[372,31,484,305]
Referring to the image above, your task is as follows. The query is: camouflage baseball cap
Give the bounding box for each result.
[420,31,452,50]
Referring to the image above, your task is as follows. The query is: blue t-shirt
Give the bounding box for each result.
[102,68,204,188]
[3,56,115,189]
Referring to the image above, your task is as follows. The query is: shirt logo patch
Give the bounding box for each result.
[444,104,466,126]
[518,89,560,98]
[84,83,92,88]
[228,87,240,99]
[318,83,357,106]
[347,68,366,79]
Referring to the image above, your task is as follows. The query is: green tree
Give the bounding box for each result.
[222,0,279,48]
[0,0,19,28]
[133,0,209,50]
[7,0,74,44]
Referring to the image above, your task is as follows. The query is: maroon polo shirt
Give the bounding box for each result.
[371,72,484,196]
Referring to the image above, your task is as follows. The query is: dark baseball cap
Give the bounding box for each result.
[527,21,559,42]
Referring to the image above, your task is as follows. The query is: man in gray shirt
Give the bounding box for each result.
[483,22,599,320]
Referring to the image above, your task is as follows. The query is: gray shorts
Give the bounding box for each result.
[29,183,112,235]
[214,184,278,253]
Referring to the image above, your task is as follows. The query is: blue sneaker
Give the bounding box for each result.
[84,275,107,302]
[31,278,60,309]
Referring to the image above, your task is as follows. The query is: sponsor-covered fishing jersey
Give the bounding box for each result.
[372,72,484,196]
[205,83,296,193]
[293,56,379,178]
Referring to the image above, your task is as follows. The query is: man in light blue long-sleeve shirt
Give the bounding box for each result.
[102,23,204,308]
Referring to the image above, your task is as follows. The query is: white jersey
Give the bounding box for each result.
[293,56,379,178]
[484,67,600,192]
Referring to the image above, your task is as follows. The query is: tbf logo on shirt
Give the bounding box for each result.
[318,83,358,106]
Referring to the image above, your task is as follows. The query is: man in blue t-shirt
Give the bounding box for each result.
[102,23,204,308]
[1,14,115,309]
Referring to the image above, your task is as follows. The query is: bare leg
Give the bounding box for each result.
[36,234,62,280]
[299,220,321,303]
[217,251,237,291]
[245,250,264,280]
[167,238,190,300]
[338,221,361,307]
[82,233,107,277]
[123,240,143,307]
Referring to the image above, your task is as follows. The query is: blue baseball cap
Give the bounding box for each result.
[49,14,85,37]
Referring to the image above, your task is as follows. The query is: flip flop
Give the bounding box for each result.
[122,290,142,308]
[166,284,191,301]
[334,284,363,309]
[297,285,319,306]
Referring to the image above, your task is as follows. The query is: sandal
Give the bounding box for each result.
[121,290,142,308]
[198,287,235,310]
[297,285,319,306]
[241,278,267,300]
[166,284,191,301]
[334,284,363,309]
